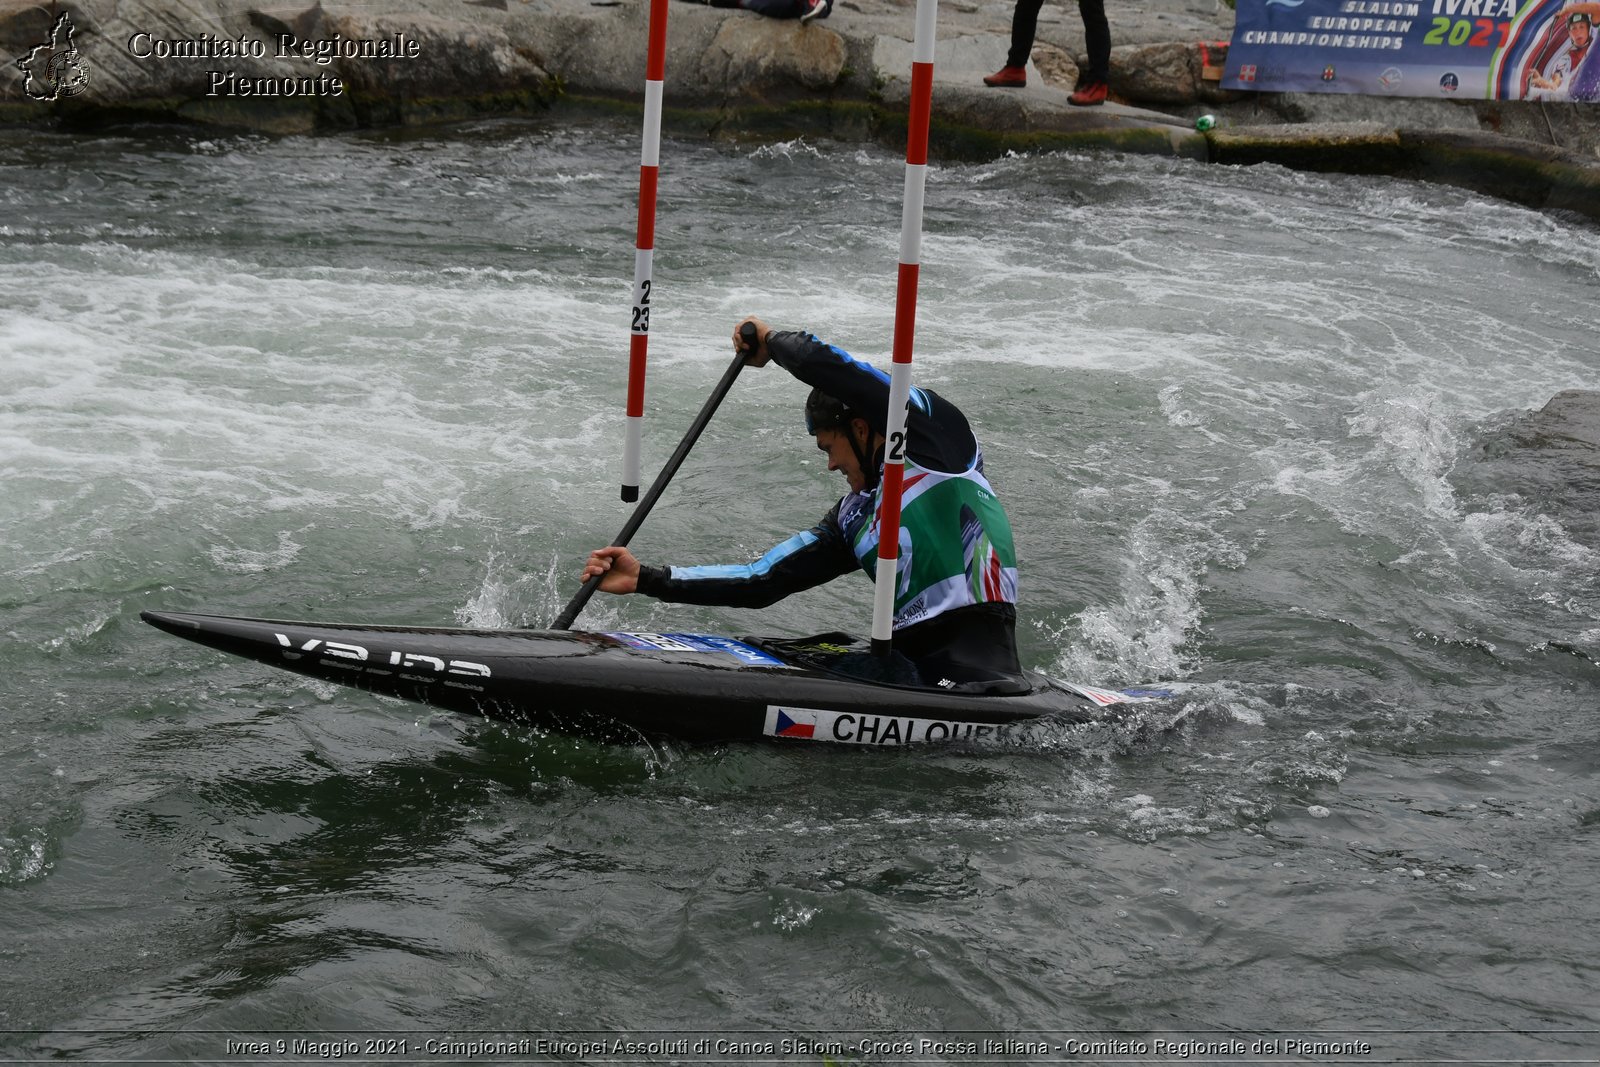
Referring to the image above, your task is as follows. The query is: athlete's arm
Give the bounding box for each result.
[634,505,859,609]
[749,321,980,474]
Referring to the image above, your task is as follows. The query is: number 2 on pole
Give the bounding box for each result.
[632,279,651,334]
[888,430,906,462]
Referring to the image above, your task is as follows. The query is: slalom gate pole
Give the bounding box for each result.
[620,0,672,503]
[553,324,759,631]
[870,0,939,656]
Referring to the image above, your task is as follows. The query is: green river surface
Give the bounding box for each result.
[2,121,1598,1063]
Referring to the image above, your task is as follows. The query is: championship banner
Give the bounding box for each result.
[1222,0,1599,101]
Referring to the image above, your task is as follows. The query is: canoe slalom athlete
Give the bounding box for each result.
[581,316,1024,690]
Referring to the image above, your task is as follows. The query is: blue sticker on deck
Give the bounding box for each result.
[603,632,789,667]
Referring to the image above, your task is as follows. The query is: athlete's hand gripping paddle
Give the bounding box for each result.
[552,322,761,630]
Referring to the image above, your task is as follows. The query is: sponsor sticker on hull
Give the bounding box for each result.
[764,705,1012,746]
[603,632,789,667]
[1059,682,1173,706]
[272,633,492,691]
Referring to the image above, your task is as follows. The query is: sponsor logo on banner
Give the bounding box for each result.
[763,705,1012,746]
[1228,0,1600,102]
[604,632,789,667]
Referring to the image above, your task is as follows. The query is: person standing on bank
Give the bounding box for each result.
[983,0,1111,106]
[580,317,1024,689]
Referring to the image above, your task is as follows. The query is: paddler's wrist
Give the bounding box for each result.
[636,563,667,596]
[762,329,799,370]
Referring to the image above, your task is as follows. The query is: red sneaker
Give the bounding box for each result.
[1068,80,1108,106]
[983,66,1027,88]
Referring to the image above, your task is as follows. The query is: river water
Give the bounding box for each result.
[2,121,1597,1063]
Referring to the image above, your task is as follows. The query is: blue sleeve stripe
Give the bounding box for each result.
[825,343,891,387]
[669,530,820,582]
[826,344,933,418]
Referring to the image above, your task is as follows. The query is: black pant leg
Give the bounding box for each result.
[1078,0,1111,81]
[1006,0,1049,69]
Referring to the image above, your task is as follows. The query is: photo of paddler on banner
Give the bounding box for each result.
[1513,0,1599,100]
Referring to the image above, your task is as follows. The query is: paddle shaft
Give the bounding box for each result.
[552,323,758,630]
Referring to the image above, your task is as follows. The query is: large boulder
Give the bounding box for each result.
[1109,42,1197,105]
[514,3,846,108]
[697,14,847,98]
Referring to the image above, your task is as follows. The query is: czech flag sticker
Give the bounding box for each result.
[766,707,817,740]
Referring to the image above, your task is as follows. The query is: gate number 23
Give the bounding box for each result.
[632,279,651,333]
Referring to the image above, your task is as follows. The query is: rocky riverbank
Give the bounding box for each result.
[3,0,1599,220]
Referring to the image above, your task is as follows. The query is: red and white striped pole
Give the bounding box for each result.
[871,0,939,655]
[621,0,671,503]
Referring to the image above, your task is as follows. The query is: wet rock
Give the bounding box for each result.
[1396,129,1600,217]
[1259,90,1486,132]
[2,0,551,132]
[1110,42,1197,105]
[0,0,69,58]
[324,9,548,128]
[1461,391,1600,549]
[699,16,847,98]
[873,31,1194,149]
[1028,43,1078,92]
[3,0,1599,223]
[1223,90,1600,162]
[1206,122,1600,223]
[1507,391,1600,462]
[1208,120,1406,173]
[516,2,848,111]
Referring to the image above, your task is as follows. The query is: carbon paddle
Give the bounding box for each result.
[552,321,760,630]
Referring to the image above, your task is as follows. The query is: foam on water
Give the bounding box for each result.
[452,550,573,630]
[0,243,628,585]
[0,829,51,885]
[4,128,1600,1048]
[7,131,1595,667]
[1042,507,1246,685]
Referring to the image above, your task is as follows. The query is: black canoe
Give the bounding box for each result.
[142,610,1168,745]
